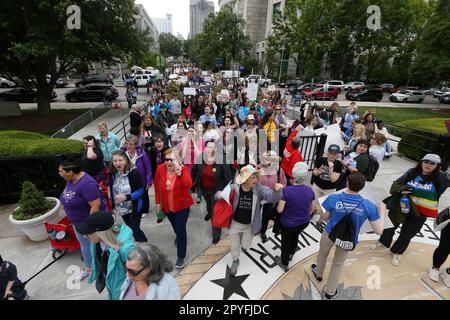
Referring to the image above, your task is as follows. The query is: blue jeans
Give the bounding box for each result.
[167,208,190,259]
[74,228,92,268]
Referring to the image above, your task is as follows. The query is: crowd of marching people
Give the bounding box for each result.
[2,69,449,301]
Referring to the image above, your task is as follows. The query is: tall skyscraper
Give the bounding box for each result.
[189,0,215,38]
[151,13,173,35]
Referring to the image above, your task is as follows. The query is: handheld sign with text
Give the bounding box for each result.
[247,83,258,101]
[183,87,196,96]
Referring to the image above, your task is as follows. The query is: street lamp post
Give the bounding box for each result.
[278,44,285,85]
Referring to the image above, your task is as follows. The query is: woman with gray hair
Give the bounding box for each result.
[275,162,315,272]
[119,243,181,300]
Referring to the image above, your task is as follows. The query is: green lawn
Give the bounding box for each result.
[357,107,449,124]
[395,118,448,135]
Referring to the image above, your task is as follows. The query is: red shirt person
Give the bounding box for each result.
[281,125,304,185]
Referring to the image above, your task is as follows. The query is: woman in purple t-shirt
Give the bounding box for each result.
[275,162,315,272]
[59,157,101,282]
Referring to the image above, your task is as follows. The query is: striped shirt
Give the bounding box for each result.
[407,176,439,218]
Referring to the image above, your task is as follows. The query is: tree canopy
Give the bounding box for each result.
[159,32,183,58]
[190,5,252,70]
[268,0,435,85]
[0,0,151,115]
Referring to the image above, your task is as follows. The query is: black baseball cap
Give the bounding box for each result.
[328,144,340,153]
[75,211,114,235]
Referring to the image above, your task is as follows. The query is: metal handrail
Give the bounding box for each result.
[51,102,110,139]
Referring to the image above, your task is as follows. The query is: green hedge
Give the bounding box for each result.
[0,130,47,140]
[395,119,448,163]
[0,130,83,156]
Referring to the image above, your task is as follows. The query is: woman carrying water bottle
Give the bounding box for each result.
[370,154,450,267]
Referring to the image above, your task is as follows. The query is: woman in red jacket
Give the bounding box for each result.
[281,124,304,185]
[154,148,194,269]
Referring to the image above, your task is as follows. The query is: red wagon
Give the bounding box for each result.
[45,216,80,259]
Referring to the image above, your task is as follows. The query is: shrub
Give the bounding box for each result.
[0,133,83,156]
[13,181,55,220]
[0,130,47,140]
[166,81,180,98]
[396,119,449,163]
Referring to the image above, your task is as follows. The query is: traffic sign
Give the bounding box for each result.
[215,58,223,67]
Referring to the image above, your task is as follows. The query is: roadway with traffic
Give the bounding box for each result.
[1,79,449,111]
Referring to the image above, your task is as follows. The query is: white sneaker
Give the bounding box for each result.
[74,269,91,282]
[391,253,401,267]
[441,268,450,288]
[428,267,440,282]
[369,241,387,251]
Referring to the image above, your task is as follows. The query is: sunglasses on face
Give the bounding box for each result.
[165,158,176,162]
[127,266,146,277]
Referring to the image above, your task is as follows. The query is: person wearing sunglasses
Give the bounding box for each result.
[75,211,135,300]
[154,148,194,269]
[119,243,181,300]
[370,154,450,267]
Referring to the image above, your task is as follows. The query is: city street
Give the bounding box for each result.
[1,82,449,110]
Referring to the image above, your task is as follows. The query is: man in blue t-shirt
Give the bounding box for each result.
[310,172,386,299]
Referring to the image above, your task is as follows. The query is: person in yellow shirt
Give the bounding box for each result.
[261,111,278,149]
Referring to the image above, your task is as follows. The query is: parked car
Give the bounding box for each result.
[0,87,57,102]
[439,92,450,104]
[423,88,440,96]
[303,87,339,100]
[433,88,450,98]
[344,82,365,91]
[365,85,383,92]
[75,75,113,87]
[291,83,319,95]
[390,86,420,93]
[65,84,118,102]
[323,80,345,92]
[281,79,303,89]
[346,89,383,102]
[55,77,69,88]
[379,83,395,92]
[0,77,17,88]
[389,90,425,103]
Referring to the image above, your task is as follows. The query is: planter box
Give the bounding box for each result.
[9,197,65,241]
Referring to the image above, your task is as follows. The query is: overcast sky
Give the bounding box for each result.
[135,0,220,39]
